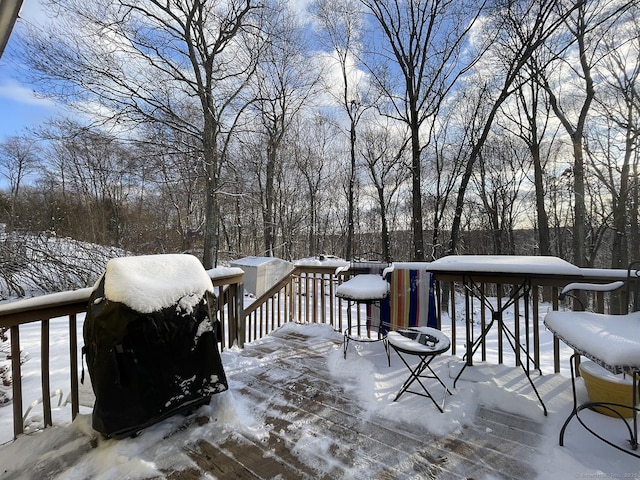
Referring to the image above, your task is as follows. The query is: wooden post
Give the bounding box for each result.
[11,325,23,438]
[41,319,52,427]
[69,314,80,419]
[236,281,245,348]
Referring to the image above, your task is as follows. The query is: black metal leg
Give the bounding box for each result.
[384,337,390,367]
[343,331,349,359]
[454,277,547,415]
[560,353,640,457]
[453,317,497,388]
[342,297,389,362]
[343,300,352,359]
[393,349,451,412]
[499,320,547,416]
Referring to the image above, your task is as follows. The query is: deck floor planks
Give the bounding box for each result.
[171,327,546,479]
[2,326,559,480]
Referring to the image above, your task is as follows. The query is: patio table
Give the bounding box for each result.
[427,255,584,415]
[387,327,452,412]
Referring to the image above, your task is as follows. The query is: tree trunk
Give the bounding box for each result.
[263,141,276,257]
[531,141,551,256]
[202,114,219,269]
[410,124,424,261]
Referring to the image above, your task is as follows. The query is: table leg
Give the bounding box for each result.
[454,277,547,415]
[393,350,452,412]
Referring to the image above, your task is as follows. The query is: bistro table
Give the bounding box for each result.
[427,255,584,415]
[387,327,452,412]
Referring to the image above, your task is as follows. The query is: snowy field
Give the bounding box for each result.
[0,296,639,479]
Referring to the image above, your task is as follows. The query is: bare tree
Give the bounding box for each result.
[588,9,640,271]
[0,135,39,232]
[18,0,263,267]
[359,120,409,262]
[534,0,634,267]
[424,100,472,260]
[360,0,487,261]
[501,67,559,257]
[250,2,321,257]
[143,122,207,253]
[292,114,339,257]
[313,0,370,260]
[471,137,530,255]
[36,124,138,247]
[446,0,581,257]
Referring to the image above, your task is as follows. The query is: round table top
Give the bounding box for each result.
[387,327,450,355]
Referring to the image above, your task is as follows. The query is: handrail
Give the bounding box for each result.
[242,264,347,343]
[243,263,632,373]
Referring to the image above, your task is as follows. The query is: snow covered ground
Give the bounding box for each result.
[0,296,639,479]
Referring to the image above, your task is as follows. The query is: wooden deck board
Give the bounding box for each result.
[164,328,546,479]
[3,327,558,479]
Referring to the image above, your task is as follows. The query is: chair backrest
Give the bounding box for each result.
[626,261,640,313]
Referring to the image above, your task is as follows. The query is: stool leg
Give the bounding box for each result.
[393,352,422,401]
[343,332,349,359]
[426,363,453,396]
[384,338,390,367]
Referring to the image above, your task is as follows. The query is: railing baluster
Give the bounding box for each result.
[329,274,335,328]
[496,283,503,365]
[274,290,278,328]
[235,281,244,347]
[286,281,291,324]
[514,284,521,367]
[41,318,52,427]
[480,283,487,362]
[313,274,319,324]
[449,282,456,356]
[297,275,302,322]
[532,284,541,370]
[11,325,23,438]
[552,286,561,373]
[69,314,79,419]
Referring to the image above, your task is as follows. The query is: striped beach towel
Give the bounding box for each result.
[369,266,437,333]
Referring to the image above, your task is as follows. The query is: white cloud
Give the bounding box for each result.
[0,78,56,108]
[287,0,315,24]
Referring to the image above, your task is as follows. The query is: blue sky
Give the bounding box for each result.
[0,0,60,141]
[0,73,59,139]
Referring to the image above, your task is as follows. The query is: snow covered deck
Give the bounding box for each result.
[2,324,636,479]
[3,258,640,478]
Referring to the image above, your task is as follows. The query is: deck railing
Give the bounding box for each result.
[243,264,633,375]
[0,260,632,442]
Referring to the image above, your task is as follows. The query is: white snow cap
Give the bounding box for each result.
[102,254,213,313]
[335,274,389,300]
